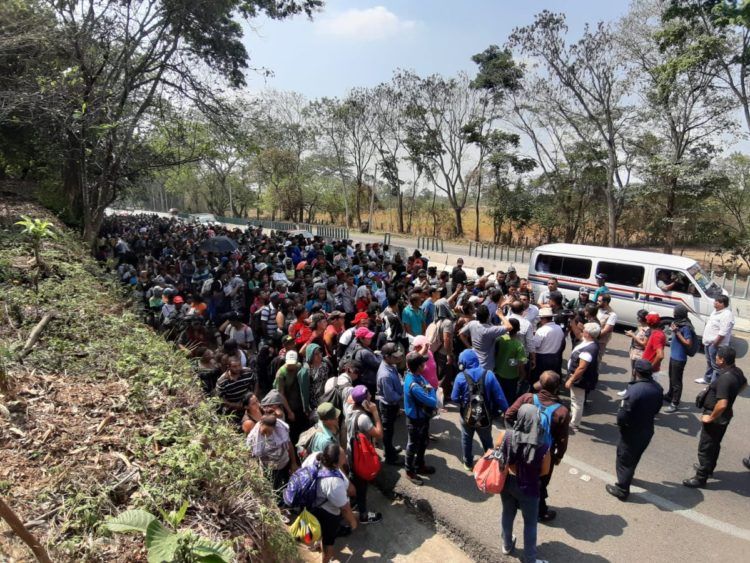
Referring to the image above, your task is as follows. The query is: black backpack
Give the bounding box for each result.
[684,325,700,357]
[320,375,347,412]
[462,370,491,428]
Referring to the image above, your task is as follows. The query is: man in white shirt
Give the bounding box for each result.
[537,278,559,307]
[520,292,539,328]
[596,294,618,363]
[508,301,534,356]
[531,308,565,384]
[696,295,735,384]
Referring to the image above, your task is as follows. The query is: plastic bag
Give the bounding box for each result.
[289,508,321,545]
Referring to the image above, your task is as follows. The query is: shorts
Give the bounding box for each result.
[311,506,341,547]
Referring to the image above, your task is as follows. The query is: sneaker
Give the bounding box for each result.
[406,471,423,486]
[416,465,436,475]
[616,390,627,397]
[463,462,474,472]
[605,483,628,501]
[359,511,383,524]
[502,535,516,555]
[664,404,678,413]
[744,457,750,471]
[694,378,709,384]
[538,509,557,523]
[393,445,403,454]
[682,476,707,488]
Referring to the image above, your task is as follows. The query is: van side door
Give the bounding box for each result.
[594,260,648,327]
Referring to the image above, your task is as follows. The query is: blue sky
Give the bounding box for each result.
[241,0,631,98]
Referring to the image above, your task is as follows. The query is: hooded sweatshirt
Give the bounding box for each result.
[451,349,508,419]
[671,304,694,362]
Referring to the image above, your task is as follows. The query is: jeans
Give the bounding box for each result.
[405,417,430,473]
[500,474,540,563]
[378,401,401,461]
[696,420,729,480]
[667,358,687,406]
[351,473,369,516]
[569,385,586,430]
[460,422,493,466]
[704,343,719,383]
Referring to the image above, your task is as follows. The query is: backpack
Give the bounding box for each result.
[425,320,443,353]
[684,325,700,357]
[351,414,382,481]
[251,308,264,338]
[462,370,491,428]
[283,461,340,508]
[320,375,347,412]
[533,394,561,449]
[295,425,322,461]
[409,380,438,419]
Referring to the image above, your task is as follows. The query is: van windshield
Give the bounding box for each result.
[688,264,723,298]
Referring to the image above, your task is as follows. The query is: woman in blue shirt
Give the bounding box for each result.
[403,352,438,485]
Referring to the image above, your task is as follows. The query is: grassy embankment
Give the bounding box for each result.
[0,195,295,561]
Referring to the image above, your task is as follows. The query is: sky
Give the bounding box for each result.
[240,0,632,98]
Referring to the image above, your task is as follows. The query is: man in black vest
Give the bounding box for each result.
[684,346,747,488]
[606,359,663,500]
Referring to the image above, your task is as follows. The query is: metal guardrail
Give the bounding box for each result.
[417,236,444,252]
[710,271,750,300]
[316,225,350,240]
[468,241,529,264]
[383,233,391,246]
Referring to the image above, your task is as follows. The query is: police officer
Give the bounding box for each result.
[683,346,747,488]
[606,359,663,500]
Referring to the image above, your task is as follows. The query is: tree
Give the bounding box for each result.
[509,12,633,246]
[398,71,488,238]
[620,0,734,253]
[0,0,321,245]
[711,153,750,270]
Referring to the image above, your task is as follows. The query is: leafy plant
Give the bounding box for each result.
[105,502,234,563]
[15,215,58,273]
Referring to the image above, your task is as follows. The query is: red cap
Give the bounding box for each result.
[645,313,661,326]
[353,312,369,324]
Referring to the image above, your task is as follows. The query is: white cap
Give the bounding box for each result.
[285,350,299,365]
[539,307,554,318]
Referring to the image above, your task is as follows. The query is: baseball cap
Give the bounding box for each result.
[595,273,607,280]
[317,402,341,421]
[579,286,590,294]
[285,350,299,365]
[353,312,369,324]
[351,385,369,404]
[381,342,404,358]
[328,311,345,320]
[633,359,654,376]
[507,265,516,273]
[645,312,661,326]
[260,389,283,406]
[355,326,375,340]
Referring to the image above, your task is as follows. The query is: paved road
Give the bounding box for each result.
[372,331,750,562]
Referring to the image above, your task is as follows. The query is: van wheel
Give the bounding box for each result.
[659,317,674,346]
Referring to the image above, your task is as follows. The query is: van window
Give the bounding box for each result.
[656,269,699,296]
[597,261,644,287]
[535,254,592,279]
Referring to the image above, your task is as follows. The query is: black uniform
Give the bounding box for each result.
[695,365,747,481]
[613,376,663,495]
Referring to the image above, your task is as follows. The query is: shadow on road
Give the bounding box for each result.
[548,506,627,542]
[654,410,702,436]
[629,479,705,509]
[537,540,610,562]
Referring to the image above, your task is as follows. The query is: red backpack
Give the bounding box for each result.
[351,414,381,481]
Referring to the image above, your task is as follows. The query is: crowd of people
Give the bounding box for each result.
[98,214,747,563]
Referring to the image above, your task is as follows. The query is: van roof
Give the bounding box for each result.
[533,243,699,269]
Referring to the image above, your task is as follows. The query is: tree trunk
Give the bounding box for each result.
[355,180,362,228]
[453,206,464,238]
[662,176,677,254]
[397,191,404,233]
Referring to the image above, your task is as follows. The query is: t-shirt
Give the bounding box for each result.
[274,365,302,413]
[225,324,254,348]
[460,321,507,371]
[245,419,291,469]
[344,407,375,455]
[642,329,667,371]
[495,334,527,380]
[703,366,747,421]
[670,325,692,362]
[451,266,467,285]
[402,305,425,336]
[302,452,349,515]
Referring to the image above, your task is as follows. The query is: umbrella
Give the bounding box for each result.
[200,236,238,254]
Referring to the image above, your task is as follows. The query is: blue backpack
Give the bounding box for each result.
[283,461,341,508]
[533,394,561,449]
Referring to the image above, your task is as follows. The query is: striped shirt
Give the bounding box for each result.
[260,305,277,338]
[216,370,256,405]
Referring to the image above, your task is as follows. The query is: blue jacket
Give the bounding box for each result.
[404,371,437,420]
[451,349,508,416]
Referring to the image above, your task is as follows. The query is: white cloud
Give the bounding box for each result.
[315,6,416,41]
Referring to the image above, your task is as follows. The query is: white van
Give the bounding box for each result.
[528,243,725,335]
[190,213,217,225]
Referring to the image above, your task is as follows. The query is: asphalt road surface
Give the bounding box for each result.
[374,331,750,563]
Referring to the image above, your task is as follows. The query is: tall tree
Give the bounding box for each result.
[509,12,633,246]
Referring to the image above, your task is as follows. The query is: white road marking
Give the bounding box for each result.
[563,454,750,542]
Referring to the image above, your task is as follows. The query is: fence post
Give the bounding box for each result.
[743,279,749,299]
[732,273,738,296]
[721,273,727,289]
[514,247,519,262]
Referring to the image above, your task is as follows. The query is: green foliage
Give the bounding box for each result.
[105,505,234,563]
